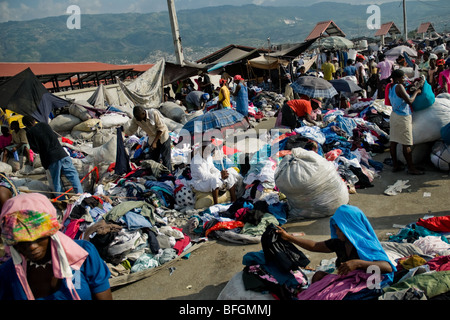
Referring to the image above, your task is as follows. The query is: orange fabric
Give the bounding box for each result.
[287,99,312,117]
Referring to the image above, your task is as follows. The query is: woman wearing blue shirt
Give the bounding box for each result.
[388,69,424,175]
[0,193,112,300]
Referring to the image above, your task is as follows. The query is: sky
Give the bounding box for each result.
[0,0,433,23]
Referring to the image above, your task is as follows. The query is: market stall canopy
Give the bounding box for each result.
[248,55,289,70]
[311,36,354,50]
[384,45,418,58]
[268,39,316,59]
[164,60,208,85]
[0,68,69,122]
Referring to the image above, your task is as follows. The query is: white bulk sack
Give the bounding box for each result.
[69,104,92,121]
[99,113,130,128]
[50,114,82,133]
[430,141,450,171]
[275,147,349,219]
[412,98,450,145]
[159,102,187,124]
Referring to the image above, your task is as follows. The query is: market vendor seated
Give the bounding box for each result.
[281,96,320,129]
[190,140,238,206]
[5,121,32,165]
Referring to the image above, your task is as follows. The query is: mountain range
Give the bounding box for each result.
[0,1,449,64]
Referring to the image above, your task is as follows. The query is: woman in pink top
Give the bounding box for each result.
[438,59,450,94]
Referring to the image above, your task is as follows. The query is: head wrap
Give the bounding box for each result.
[0,193,88,300]
[201,93,210,101]
[233,75,243,81]
[437,59,445,66]
[0,193,60,245]
[330,205,396,286]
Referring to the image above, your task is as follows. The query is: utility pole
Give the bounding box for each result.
[403,0,408,41]
[167,0,184,66]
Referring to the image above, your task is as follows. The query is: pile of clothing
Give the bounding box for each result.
[218,213,450,300]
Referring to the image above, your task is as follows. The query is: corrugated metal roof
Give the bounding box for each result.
[374,22,401,37]
[0,61,142,78]
[0,62,154,92]
[305,20,346,41]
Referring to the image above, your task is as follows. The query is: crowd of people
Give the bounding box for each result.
[0,36,449,301]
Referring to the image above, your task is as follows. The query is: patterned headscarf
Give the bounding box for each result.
[0,193,88,300]
[0,193,60,245]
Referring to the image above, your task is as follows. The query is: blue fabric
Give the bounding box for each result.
[412,81,435,111]
[121,211,153,230]
[0,240,111,300]
[48,156,83,194]
[343,65,357,76]
[330,205,396,287]
[235,83,249,116]
[389,84,412,116]
[268,202,288,225]
[441,123,450,145]
[182,108,245,133]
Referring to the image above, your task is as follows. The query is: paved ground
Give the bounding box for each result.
[112,118,450,300]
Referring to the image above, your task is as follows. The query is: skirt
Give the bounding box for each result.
[390,112,413,146]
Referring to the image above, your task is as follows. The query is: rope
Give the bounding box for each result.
[51,166,100,202]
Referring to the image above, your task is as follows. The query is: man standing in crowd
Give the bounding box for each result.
[22,115,83,197]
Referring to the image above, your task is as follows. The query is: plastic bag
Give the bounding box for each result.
[275,147,349,219]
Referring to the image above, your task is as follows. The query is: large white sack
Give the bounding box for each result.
[0,161,13,174]
[50,114,82,133]
[412,98,450,145]
[69,104,92,121]
[430,141,450,171]
[159,102,187,124]
[99,113,130,128]
[93,129,116,148]
[88,135,117,166]
[72,119,103,132]
[162,115,183,133]
[275,147,349,220]
[396,142,432,165]
[71,130,96,140]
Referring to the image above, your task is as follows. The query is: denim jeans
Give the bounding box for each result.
[48,156,83,195]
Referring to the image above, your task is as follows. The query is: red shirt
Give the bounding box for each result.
[287,99,312,117]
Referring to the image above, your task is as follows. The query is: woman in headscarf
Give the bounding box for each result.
[276,204,395,287]
[0,193,112,300]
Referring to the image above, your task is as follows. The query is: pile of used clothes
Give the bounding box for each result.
[218,213,450,300]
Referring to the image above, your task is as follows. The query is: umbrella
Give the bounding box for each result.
[329,79,362,93]
[290,76,338,98]
[179,108,249,145]
[384,45,417,58]
[311,36,354,50]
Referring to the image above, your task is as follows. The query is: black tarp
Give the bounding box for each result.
[0,68,69,122]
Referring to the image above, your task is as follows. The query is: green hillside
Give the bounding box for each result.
[0,1,449,64]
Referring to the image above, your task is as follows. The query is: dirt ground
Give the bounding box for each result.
[111,118,450,300]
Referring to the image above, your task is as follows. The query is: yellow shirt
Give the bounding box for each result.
[322,62,336,81]
[218,85,231,108]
